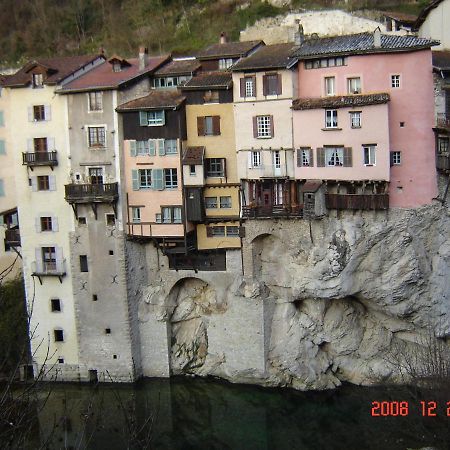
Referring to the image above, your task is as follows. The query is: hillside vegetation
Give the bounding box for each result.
[0,0,427,66]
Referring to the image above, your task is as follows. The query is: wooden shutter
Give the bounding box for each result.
[152,169,164,190]
[222,158,227,178]
[240,78,246,97]
[248,151,253,168]
[148,139,156,156]
[206,226,213,237]
[239,226,246,238]
[31,177,38,192]
[35,217,41,233]
[212,116,221,135]
[49,175,56,191]
[130,140,137,157]
[262,75,268,95]
[47,137,55,151]
[252,76,257,96]
[197,116,205,136]
[139,111,148,126]
[253,117,258,138]
[343,147,352,167]
[35,248,43,273]
[52,216,59,232]
[132,169,139,190]
[55,247,63,272]
[269,115,274,137]
[44,105,51,121]
[317,148,325,167]
[276,73,282,95]
[309,148,314,167]
[390,151,394,167]
[27,139,33,152]
[28,106,34,122]
[0,140,5,155]
[297,149,302,167]
[157,139,165,156]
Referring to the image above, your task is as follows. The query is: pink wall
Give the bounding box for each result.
[297,50,438,207]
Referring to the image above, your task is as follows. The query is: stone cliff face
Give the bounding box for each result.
[134,202,450,390]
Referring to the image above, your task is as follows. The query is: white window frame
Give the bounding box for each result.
[88,91,103,112]
[87,125,107,148]
[131,207,141,223]
[219,58,233,70]
[256,115,272,138]
[164,139,177,155]
[147,110,165,126]
[301,148,311,166]
[324,76,335,96]
[391,75,401,88]
[251,151,262,168]
[350,111,361,128]
[325,147,344,167]
[164,168,178,189]
[138,169,152,189]
[245,77,255,97]
[205,197,218,209]
[391,151,401,165]
[273,150,281,169]
[347,77,361,94]
[363,145,376,166]
[325,110,338,128]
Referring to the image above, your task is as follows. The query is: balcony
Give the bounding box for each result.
[436,113,450,130]
[22,151,58,170]
[248,165,289,179]
[31,260,66,284]
[65,183,119,219]
[242,204,303,219]
[325,193,389,210]
[436,154,450,172]
[4,228,20,247]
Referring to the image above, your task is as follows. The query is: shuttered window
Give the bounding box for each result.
[254,115,273,138]
[297,148,313,167]
[197,116,220,136]
[205,158,225,177]
[263,73,282,96]
[240,76,256,97]
[139,110,165,126]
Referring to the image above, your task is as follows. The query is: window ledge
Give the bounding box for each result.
[89,146,107,150]
[256,136,272,139]
[321,127,342,131]
[351,126,362,129]
[364,164,376,167]
[243,96,256,101]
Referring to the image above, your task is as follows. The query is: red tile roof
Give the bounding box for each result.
[59,55,170,92]
[116,90,185,111]
[196,40,263,59]
[3,55,103,87]
[293,93,390,110]
[154,59,201,76]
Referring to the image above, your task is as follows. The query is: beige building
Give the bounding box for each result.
[416,0,450,50]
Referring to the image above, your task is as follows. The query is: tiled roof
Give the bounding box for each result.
[182,71,232,90]
[232,43,298,71]
[433,51,450,71]
[381,11,417,23]
[293,33,438,59]
[183,146,205,165]
[292,93,390,110]
[116,90,185,111]
[2,55,103,87]
[196,40,263,59]
[154,59,201,76]
[414,0,444,30]
[58,55,170,92]
[302,180,323,193]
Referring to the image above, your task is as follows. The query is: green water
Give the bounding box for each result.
[21,377,450,449]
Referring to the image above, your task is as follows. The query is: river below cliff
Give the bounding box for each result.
[24,377,450,449]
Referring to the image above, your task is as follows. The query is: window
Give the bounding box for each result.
[165,139,177,154]
[106,214,115,226]
[363,145,376,165]
[205,197,218,208]
[347,77,361,94]
[211,226,225,237]
[155,213,162,223]
[139,169,152,188]
[203,90,219,103]
[51,299,61,312]
[189,165,196,176]
[40,216,53,231]
[325,110,338,128]
[297,147,313,167]
[42,247,56,271]
[78,217,87,225]
[251,151,262,168]
[391,151,401,165]
[173,207,182,224]
[256,115,273,138]
[226,226,239,236]
[139,110,165,126]
[391,75,400,88]
[305,57,347,69]
[92,294,98,301]
[263,73,281,96]
[197,116,220,136]
[88,92,103,111]
[131,207,141,223]
[273,150,281,169]
[350,111,361,128]
[32,73,43,88]
[164,168,178,188]
[34,137,47,153]
[105,328,111,334]
[241,76,256,97]
[438,137,449,154]
[89,168,103,185]
[158,206,182,223]
[88,126,106,148]
[162,207,171,223]
[325,77,335,96]
[325,147,344,166]
[80,255,89,272]
[205,158,225,177]
[54,329,64,342]
[220,196,232,209]
[219,58,233,70]
[37,175,50,191]
[33,105,45,121]
[136,140,149,156]
[113,62,122,72]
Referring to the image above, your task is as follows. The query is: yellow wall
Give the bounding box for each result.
[203,185,240,218]
[196,221,241,250]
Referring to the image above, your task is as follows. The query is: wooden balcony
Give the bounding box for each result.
[22,151,58,169]
[436,113,450,130]
[242,204,303,219]
[4,228,20,247]
[65,183,118,219]
[325,193,389,210]
[436,154,450,172]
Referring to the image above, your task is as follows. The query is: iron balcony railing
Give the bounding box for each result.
[65,183,119,203]
[325,193,389,210]
[242,204,303,219]
[22,151,58,166]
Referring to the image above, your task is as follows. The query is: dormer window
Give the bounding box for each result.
[113,62,122,73]
[219,58,233,70]
[32,73,43,88]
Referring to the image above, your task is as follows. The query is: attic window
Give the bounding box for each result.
[32,73,43,88]
[113,62,122,73]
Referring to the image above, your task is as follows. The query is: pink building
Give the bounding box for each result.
[293,30,439,209]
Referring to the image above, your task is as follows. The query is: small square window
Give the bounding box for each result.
[51,298,61,312]
[106,214,115,226]
[391,151,401,165]
[88,126,106,148]
[113,354,118,359]
[105,328,111,334]
[189,165,196,176]
[58,358,64,364]
[54,329,64,342]
[92,294,98,301]
[80,255,89,272]
[219,196,232,208]
[400,122,405,128]
[391,75,400,88]
[205,197,218,209]
[78,217,87,225]
[40,216,53,231]
[211,226,225,237]
[37,175,50,191]
[109,250,114,255]
[226,226,239,236]
[33,105,45,121]
[350,112,361,128]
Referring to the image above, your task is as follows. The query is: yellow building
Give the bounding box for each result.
[181,72,242,250]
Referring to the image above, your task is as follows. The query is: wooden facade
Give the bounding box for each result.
[325,193,389,210]
[183,89,233,105]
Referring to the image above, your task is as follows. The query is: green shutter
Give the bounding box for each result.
[158,139,165,156]
[130,140,137,157]
[139,111,147,126]
[317,148,325,167]
[343,147,352,167]
[132,169,139,190]
[152,169,164,190]
[0,140,5,155]
[0,111,4,127]
[148,139,156,156]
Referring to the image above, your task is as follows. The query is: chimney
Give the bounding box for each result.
[220,32,228,44]
[373,27,381,48]
[294,20,304,46]
[139,46,148,70]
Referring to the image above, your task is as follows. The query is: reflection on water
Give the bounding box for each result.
[27,377,450,449]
